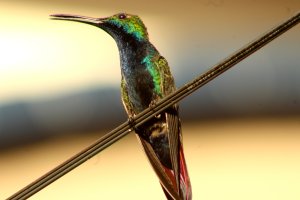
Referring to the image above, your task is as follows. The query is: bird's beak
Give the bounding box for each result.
[50,14,106,26]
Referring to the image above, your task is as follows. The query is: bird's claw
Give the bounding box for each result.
[149,100,161,119]
[128,116,137,132]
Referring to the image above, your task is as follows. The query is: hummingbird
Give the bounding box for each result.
[51,12,192,200]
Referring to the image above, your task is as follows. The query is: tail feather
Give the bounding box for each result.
[137,134,192,199]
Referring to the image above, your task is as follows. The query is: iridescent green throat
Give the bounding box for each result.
[107,15,148,41]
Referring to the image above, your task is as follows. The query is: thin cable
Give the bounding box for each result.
[7,12,299,200]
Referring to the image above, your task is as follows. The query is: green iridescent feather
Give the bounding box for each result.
[142,54,162,96]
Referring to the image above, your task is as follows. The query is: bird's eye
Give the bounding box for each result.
[118,13,126,19]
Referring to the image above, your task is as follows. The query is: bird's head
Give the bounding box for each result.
[51,13,149,42]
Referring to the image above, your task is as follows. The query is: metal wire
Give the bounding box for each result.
[7,12,299,200]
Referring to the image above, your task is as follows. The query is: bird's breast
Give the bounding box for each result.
[119,40,160,113]
[122,64,156,113]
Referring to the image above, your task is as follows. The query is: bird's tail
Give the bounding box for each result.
[178,145,192,199]
[138,136,192,200]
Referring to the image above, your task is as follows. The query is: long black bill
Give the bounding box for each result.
[50,14,105,26]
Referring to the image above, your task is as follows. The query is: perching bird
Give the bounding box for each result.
[51,12,192,200]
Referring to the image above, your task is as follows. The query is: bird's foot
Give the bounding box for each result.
[128,116,137,132]
[149,100,161,119]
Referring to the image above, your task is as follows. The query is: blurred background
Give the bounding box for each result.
[1,0,299,199]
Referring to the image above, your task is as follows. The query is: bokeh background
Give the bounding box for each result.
[1,0,300,199]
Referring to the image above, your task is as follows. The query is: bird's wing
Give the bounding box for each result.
[157,56,176,95]
[165,107,180,195]
[137,136,181,200]
[121,76,135,117]
[156,56,181,195]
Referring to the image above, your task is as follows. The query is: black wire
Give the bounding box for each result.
[7,12,299,200]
